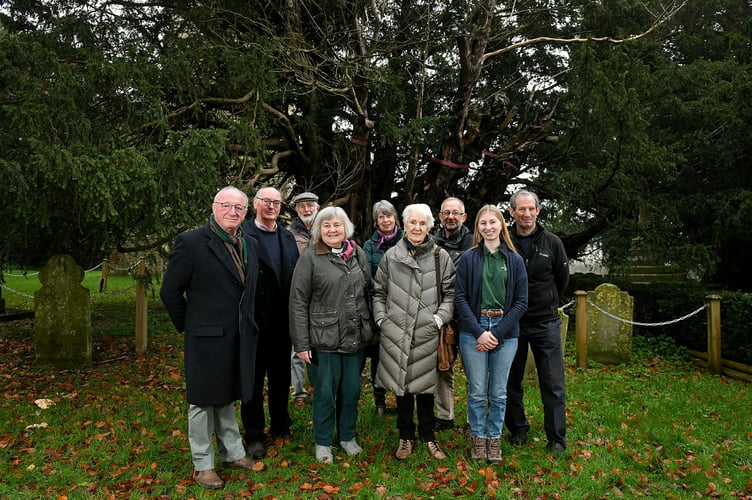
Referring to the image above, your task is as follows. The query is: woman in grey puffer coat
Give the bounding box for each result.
[372,203,455,461]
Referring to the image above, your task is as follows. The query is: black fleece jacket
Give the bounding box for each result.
[509,223,569,326]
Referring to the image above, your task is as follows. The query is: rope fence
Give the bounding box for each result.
[1,260,142,304]
[572,291,749,382]
[1,259,150,353]
[586,301,708,327]
[3,269,749,379]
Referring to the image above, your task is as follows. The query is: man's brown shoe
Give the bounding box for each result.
[293,397,306,409]
[222,456,264,470]
[194,469,224,490]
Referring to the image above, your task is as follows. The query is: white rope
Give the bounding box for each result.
[1,283,138,304]
[106,260,143,272]
[586,300,708,327]
[0,283,35,300]
[4,258,142,277]
[560,299,575,311]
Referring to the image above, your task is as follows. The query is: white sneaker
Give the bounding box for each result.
[340,439,363,456]
[315,445,333,463]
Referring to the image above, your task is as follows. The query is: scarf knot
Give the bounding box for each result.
[375,226,400,249]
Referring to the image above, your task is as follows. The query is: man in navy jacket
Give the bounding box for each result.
[241,186,300,460]
[504,189,570,455]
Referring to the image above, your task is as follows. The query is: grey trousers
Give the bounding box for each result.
[188,403,246,471]
[434,366,455,420]
[291,347,309,399]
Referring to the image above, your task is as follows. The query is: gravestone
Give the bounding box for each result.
[524,308,569,384]
[34,255,92,368]
[587,283,633,364]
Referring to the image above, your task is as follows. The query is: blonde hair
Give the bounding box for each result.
[471,204,517,253]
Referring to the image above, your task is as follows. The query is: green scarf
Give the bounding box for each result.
[210,215,248,282]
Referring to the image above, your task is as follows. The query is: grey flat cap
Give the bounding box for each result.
[291,192,319,204]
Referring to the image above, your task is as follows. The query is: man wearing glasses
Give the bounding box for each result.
[433,197,473,432]
[240,186,300,460]
[160,186,261,489]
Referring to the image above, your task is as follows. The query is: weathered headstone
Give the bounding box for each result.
[34,255,92,368]
[587,283,633,364]
[524,308,569,384]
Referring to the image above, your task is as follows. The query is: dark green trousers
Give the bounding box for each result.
[309,349,364,446]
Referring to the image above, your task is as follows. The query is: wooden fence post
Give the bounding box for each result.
[135,261,148,353]
[575,290,588,369]
[100,259,108,292]
[706,294,721,374]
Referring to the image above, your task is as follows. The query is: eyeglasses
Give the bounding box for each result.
[439,210,464,217]
[255,197,282,208]
[213,202,248,213]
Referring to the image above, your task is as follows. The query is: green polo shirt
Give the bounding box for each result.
[481,245,507,310]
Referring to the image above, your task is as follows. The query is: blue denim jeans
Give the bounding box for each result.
[459,315,518,439]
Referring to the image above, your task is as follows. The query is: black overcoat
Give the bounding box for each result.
[160,223,259,406]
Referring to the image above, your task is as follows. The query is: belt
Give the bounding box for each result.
[480,309,503,317]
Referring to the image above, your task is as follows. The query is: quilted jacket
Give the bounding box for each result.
[372,236,455,396]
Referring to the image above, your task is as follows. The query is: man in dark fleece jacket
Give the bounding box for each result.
[433,197,473,431]
[504,189,570,455]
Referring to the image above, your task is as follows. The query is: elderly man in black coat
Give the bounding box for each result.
[240,186,300,460]
[161,186,261,490]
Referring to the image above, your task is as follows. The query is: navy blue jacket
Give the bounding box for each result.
[454,243,528,341]
[242,220,299,336]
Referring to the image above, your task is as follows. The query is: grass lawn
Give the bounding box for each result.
[1,271,750,499]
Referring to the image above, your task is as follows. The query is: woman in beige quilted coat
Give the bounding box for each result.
[372,203,455,460]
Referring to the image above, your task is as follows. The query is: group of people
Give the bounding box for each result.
[160,185,569,489]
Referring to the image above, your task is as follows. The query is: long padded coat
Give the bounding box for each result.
[160,224,259,406]
[372,236,455,396]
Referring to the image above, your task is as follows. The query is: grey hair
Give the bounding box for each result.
[214,186,248,204]
[510,189,540,209]
[441,196,466,212]
[254,185,281,199]
[402,203,435,231]
[310,206,355,242]
[372,200,399,226]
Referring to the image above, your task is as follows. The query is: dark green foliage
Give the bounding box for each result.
[1,0,750,294]
[545,0,752,288]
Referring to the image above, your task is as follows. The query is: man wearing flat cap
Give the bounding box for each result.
[289,192,319,255]
[288,191,320,409]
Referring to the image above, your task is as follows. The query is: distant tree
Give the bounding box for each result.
[539,0,752,288]
[1,0,697,280]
